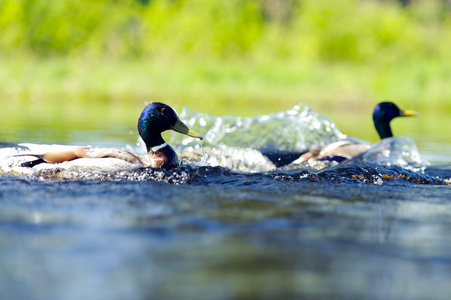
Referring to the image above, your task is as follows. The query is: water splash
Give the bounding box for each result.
[165,103,347,171]
[0,158,446,186]
[179,145,276,172]
[0,146,445,185]
[169,103,346,151]
[0,103,434,179]
[270,163,444,185]
[349,137,428,171]
[167,103,427,172]
[288,137,428,172]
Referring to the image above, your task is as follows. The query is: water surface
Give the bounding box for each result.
[0,104,450,300]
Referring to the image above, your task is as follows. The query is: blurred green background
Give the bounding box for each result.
[1,0,450,143]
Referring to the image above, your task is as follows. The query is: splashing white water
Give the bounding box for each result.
[0,103,429,176]
[169,103,346,151]
[349,137,428,171]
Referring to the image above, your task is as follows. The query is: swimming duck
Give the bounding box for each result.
[292,102,418,164]
[18,102,203,169]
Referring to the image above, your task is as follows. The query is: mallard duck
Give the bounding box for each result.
[292,102,418,164]
[18,102,203,169]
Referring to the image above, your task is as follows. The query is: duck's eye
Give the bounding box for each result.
[161,107,170,115]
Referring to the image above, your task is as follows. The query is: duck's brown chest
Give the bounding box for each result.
[149,146,178,168]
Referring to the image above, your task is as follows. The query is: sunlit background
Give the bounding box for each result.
[1,2,451,300]
[1,0,450,144]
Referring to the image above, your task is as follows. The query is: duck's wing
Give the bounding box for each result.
[292,141,371,164]
[18,143,91,163]
[18,143,145,165]
[318,141,371,160]
[292,147,322,164]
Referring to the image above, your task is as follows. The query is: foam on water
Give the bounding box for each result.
[169,103,428,172]
[349,137,427,170]
[179,145,276,172]
[0,103,437,181]
[0,149,446,186]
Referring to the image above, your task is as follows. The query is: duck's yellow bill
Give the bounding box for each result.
[171,118,203,140]
[400,109,418,117]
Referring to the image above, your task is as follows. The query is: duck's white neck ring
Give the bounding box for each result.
[151,142,168,152]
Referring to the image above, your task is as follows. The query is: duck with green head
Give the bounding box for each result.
[292,101,418,164]
[19,102,203,169]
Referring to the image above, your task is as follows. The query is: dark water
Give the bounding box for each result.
[0,163,450,300]
[1,104,451,300]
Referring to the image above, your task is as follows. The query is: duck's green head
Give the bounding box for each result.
[372,102,417,139]
[138,102,202,149]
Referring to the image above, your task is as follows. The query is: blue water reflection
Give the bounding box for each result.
[0,176,450,300]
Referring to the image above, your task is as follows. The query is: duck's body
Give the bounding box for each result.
[18,102,203,169]
[18,143,147,170]
[293,140,371,164]
[292,102,417,165]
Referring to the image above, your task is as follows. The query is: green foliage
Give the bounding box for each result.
[0,0,264,58]
[1,0,449,62]
[294,0,420,62]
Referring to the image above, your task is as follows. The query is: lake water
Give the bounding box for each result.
[0,103,450,300]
